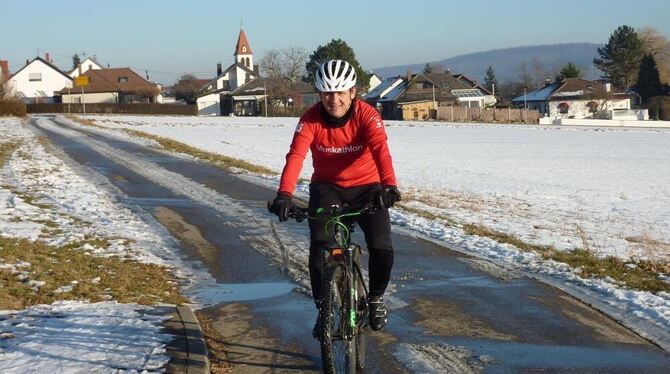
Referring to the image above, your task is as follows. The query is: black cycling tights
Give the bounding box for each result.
[307,182,395,303]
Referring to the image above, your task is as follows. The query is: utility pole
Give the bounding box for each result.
[523,86,528,124]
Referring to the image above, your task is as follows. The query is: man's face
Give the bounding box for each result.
[320,88,356,118]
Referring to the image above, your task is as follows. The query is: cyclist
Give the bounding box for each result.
[269,59,401,334]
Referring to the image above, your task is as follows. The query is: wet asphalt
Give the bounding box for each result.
[30,116,670,373]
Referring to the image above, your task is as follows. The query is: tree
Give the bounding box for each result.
[636,53,664,103]
[422,63,444,75]
[304,39,370,91]
[260,46,308,81]
[557,62,582,80]
[517,62,533,89]
[72,54,81,70]
[484,66,498,93]
[173,74,201,104]
[593,25,645,89]
[639,27,670,86]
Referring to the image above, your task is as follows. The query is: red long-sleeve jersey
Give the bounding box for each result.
[278,100,397,195]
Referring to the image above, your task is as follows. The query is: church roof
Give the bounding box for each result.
[234,29,253,55]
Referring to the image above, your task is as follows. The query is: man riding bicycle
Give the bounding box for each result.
[269,59,401,334]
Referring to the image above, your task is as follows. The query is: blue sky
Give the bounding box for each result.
[2,0,669,84]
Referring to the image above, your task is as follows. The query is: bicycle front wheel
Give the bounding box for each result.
[320,264,356,374]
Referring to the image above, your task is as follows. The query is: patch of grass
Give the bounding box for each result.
[0,141,20,165]
[550,249,670,294]
[397,202,670,294]
[0,237,186,309]
[67,114,277,175]
[464,222,670,294]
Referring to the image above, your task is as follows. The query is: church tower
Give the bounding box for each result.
[234,28,253,68]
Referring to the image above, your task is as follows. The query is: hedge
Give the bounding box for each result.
[26,103,198,116]
[0,100,27,117]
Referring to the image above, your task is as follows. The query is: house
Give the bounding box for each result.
[4,55,73,103]
[196,28,260,115]
[367,73,382,93]
[511,78,638,119]
[369,73,456,120]
[69,57,104,78]
[58,67,160,104]
[363,76,405,112]
[217,76,318,116]
[452,73,499,106]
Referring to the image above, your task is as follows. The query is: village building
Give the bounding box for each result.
[3,55,73,103]
[512,78,643,120]
[69,57,104,78]
[196,28,262,116]
[58,67,160,104]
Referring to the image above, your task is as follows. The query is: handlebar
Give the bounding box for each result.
[267,193,383,223]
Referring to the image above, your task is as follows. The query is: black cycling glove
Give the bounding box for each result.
[269,192,293,222]
[381,186,401,208]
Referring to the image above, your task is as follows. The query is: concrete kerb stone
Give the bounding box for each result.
[163,305,210,373]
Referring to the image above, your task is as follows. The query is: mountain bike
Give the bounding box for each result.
[270,199,379,373]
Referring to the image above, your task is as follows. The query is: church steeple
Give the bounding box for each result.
[234,28,253,68]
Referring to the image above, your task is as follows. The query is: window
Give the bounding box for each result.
[242,46,247,53]
[29,73,42,81]
[558,102,570,114]
[118,76,128,83]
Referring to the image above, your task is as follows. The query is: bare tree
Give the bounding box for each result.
[282,46,308,81]
[639,27,670,85]
[531,58,554,87]
[518,62,533,89]
[260,46,308,81]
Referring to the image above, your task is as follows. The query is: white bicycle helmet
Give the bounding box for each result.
[315,60,357,92]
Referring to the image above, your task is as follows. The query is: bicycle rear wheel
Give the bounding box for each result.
[320,264,356,374]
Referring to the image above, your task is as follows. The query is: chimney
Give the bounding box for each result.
[406,69,412,82]
[0,60,8,81]
[217,63,222,76]
[45,52,50,63]
[253,64,259,74]
[26,59,30,66]
[544,78,552,86]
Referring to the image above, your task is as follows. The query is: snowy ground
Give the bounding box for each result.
[85,114,670,350]
[0,117,205,372]
[91,115,670,261]
[2,114,670,371]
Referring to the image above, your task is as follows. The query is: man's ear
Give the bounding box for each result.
[350,87,357,99]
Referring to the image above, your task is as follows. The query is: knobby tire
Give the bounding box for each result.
[320,264,357,374]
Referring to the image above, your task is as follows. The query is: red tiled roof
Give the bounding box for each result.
[58,67,156,94]
[235,29,253,55]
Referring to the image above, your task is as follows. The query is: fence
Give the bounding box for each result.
[436,106,539,124]
[26,103,198,116]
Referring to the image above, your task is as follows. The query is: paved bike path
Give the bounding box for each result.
[31,116,670,373]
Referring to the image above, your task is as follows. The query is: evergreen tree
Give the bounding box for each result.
[484,66,498,93]
[304,39,370,91]
[636,53,664,103]
[593,25,645,89]
[558,62,581,80]
[72,54,81,70]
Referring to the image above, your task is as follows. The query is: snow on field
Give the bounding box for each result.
[90,114,670,261]
[0,118,203,372]
[85,114,670,350]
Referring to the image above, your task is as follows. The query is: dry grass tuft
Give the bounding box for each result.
[0,237,186,309]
